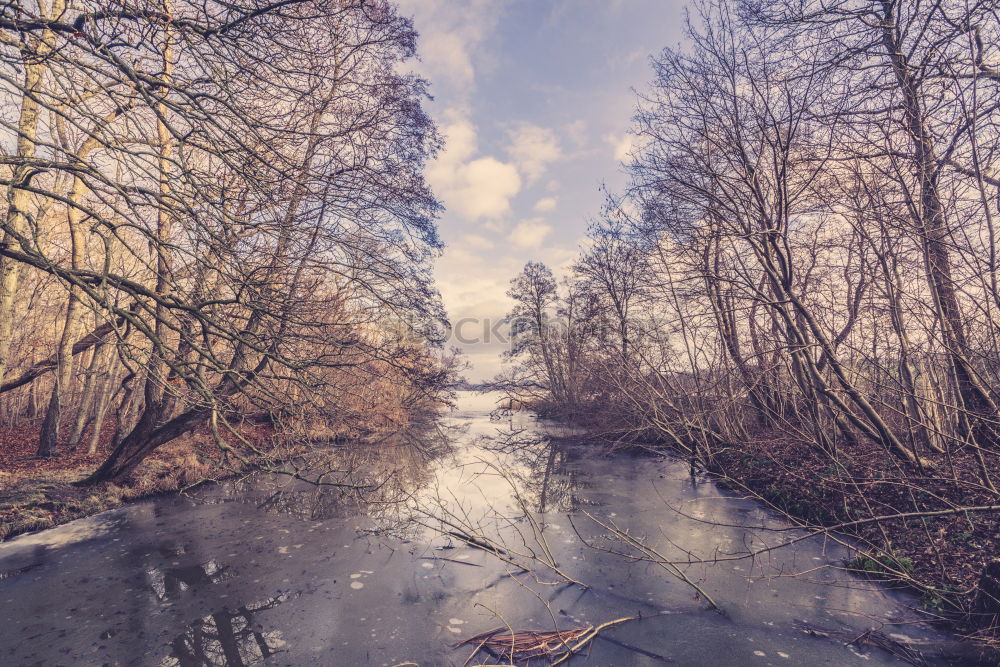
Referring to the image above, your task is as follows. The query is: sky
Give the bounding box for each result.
[395,0,688,381]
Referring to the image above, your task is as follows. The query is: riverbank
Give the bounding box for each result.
[1,385,452,543]
[478,395,998,622]
[586,421,1000,648]
[710,440,996,619]
[0,424,270,541]
[1,408,443,542]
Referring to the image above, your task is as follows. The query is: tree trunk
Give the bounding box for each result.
[38,107,119,456]
[0,65,46,386]
[83,406,207,483]
[973,558,1000,631]
[37,295,83,456]
[85,373,115,455]
[880,3,1000,460]
[68,342,105,447]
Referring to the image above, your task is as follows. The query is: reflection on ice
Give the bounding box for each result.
[161,593,291,667]
[0,510,121,551]
[147,559,233,602]
[0,392,977,665]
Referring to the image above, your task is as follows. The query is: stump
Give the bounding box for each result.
[973,558,1000,632]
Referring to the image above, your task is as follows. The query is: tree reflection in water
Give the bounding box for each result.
[476,425,581,514]
[150,420,589,666]
[400,421,591,587]
[146,558,233,602]
[151,423,461,665]
[191,423,456,532]
[160,593,290,667]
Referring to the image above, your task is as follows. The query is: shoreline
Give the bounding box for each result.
[576,425,1000,651]
[0,438,268,542]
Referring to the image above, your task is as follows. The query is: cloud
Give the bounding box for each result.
[428,119,522,221]
[435,156,521,221]
[541,246,580,274]
[433,243,523,381]
[459,158,521,219]
[437,116,477,163]
[564,119,588,150]
[507,219,553,249]
[460,233,495,250]
[507,123,562,184]
[396,0,508,106]
[605,132,635,162]
[419,31,476,91]
[533,196,557,212]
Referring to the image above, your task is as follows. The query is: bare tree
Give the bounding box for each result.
[499,0,1000,629]
[0,1,450,480]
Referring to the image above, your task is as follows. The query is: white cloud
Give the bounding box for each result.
[533,196,557,212]
[419,31,476,91]
[605,132,635,162]
[437,116,478,163]
[433,244,523,381]
[427,119,522,221]
[542,246,579,274]
[396,0,508,105]
[443,157,521,220]
[481,219,506,233]
[507,123,562,184]
[507,219,553,249]
[460,233,495,250]
[564,119,588,149]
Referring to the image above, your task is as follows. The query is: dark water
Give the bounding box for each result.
[0,392,963,665]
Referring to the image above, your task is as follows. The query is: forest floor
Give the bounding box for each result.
[0,421,269,541]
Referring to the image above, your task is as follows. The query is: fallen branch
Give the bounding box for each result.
[454,613,670,665]
[576,511,721,612]
[796,621,928,666]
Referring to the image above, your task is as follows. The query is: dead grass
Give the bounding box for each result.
[0,428,268,541]
[0,410,422,542]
